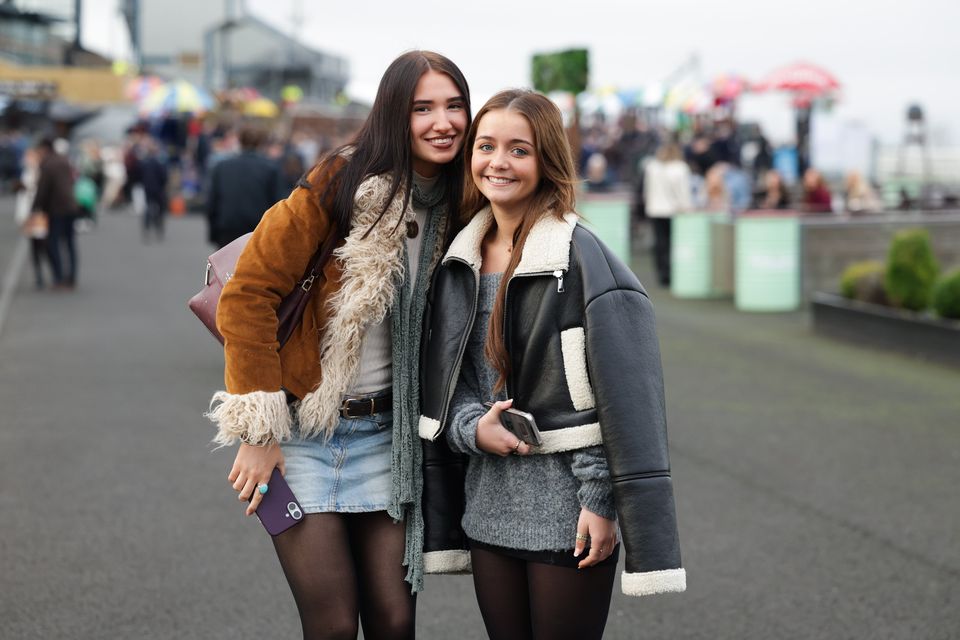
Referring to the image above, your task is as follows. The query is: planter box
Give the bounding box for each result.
[811,292,960,367]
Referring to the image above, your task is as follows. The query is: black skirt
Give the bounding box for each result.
[469,538,620,569]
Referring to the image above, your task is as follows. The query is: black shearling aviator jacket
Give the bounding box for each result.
[418,208,686,596]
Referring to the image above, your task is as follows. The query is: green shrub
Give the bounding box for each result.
[885,229,939,311]
[839,260,887,304]
[932,268,960,319]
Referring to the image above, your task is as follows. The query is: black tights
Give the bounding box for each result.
[272,512,416,640]
[471,547,617,640]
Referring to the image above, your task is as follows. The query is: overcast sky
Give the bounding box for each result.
[82,0,959,145]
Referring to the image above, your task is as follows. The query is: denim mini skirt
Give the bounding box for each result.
[281,405,393,514]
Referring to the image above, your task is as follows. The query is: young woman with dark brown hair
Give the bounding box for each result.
[207,51,471,639]
[418,89,685,640]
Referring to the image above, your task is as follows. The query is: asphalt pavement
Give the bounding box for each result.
[0,207,958,639]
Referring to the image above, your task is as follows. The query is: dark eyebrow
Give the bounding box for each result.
[412,96,465,106]
[476,135,534,146]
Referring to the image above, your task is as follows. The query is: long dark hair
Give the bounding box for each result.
[316,51,471,240]
[461,89,578,393]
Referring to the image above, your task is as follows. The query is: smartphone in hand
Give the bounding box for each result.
[484,402,543,446]
[255,467,305,536]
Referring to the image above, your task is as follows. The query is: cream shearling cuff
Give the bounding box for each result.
[423,550,472,574]
[206,390,293,447]
[621,568,686,596]
[418,415,441,441]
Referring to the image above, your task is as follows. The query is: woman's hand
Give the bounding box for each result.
[476,399,532,457]
[574,507,618,569]
[228,442,286,516]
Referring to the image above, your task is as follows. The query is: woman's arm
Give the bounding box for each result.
[571,447,615,520]
[209,161,339,447]
[445,361,487,456]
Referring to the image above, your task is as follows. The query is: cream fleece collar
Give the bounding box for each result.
[444,206,579,275]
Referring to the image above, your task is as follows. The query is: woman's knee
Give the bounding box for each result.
[302,614,358,640]
[362,607,415,640]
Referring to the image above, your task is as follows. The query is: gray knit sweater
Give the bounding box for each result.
[446,273,616,552]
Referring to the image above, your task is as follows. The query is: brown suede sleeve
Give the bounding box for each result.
[217,162,338,395]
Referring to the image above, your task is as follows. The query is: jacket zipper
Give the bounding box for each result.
[502,269,566,396]
[436,258,480,432]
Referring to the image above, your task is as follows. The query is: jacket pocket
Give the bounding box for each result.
[560,327,596,411]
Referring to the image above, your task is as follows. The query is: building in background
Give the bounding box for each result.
[131,0,348,103]
[1,0,122,135]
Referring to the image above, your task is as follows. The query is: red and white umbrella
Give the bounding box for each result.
[752,62,840,95]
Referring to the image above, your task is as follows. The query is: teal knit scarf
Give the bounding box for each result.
[388,178,447,593]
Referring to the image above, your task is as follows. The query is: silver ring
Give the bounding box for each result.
[512,440,522,453]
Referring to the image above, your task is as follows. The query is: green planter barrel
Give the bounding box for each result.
[671,212,732,298]
[578,191,631,264]
[735,213,801,311]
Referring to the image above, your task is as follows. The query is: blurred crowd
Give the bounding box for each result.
[1,116,355,291]
[577,113,885,218]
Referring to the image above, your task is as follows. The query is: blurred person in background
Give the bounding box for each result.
[0,131,21,191]
[703,163,730,212]
[139,139,169,242]
[99,146,127,209]
[721,162,752,213]
[274,138,307,196]
[686,134,717,177]
[844,171,883,213]
[74,141,103,231]
[31,138,78,290]
[755,169,791,210]
[644,141,692,287]
[801,167,832,213]
[205,125,282,248]
[122,131,146,216]
[207,50,472,640]
[76,140,105,200]
[14,145,50,289]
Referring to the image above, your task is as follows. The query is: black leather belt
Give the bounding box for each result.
[339,392,392,418]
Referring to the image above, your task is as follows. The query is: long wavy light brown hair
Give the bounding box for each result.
[461,89,578,392]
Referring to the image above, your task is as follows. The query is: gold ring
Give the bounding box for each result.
[575,533,589,542]
[512,440,522,452]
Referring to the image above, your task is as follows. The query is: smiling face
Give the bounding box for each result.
[409,70,468,177]
[470,109,540,215]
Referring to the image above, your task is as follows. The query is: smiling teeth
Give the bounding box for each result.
[429,137,452,144]
[487,177,512,184]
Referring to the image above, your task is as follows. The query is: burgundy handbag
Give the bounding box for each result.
[187,230,339,346]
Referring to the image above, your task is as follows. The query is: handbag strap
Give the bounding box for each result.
[296,226,340,294]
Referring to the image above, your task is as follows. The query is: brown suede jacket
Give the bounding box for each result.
[216,160,344,400]
[210,157,445,446]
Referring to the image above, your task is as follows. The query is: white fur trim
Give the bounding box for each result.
[560,327,595,411]
[533,422,602,454]
[444,207,493,269]
[444,208,579,276]
[418,415,441,441]
[621,568,686,596]
[423,550,472,574]
[206,390,293,447]
[296,175,412,439]
[515,212,578,275]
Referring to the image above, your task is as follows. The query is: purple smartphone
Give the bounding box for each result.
[255,467,305,536]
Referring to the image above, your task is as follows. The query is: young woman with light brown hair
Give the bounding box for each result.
[418,89,685,640]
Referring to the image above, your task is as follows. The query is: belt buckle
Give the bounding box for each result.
[339,396,377,418]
